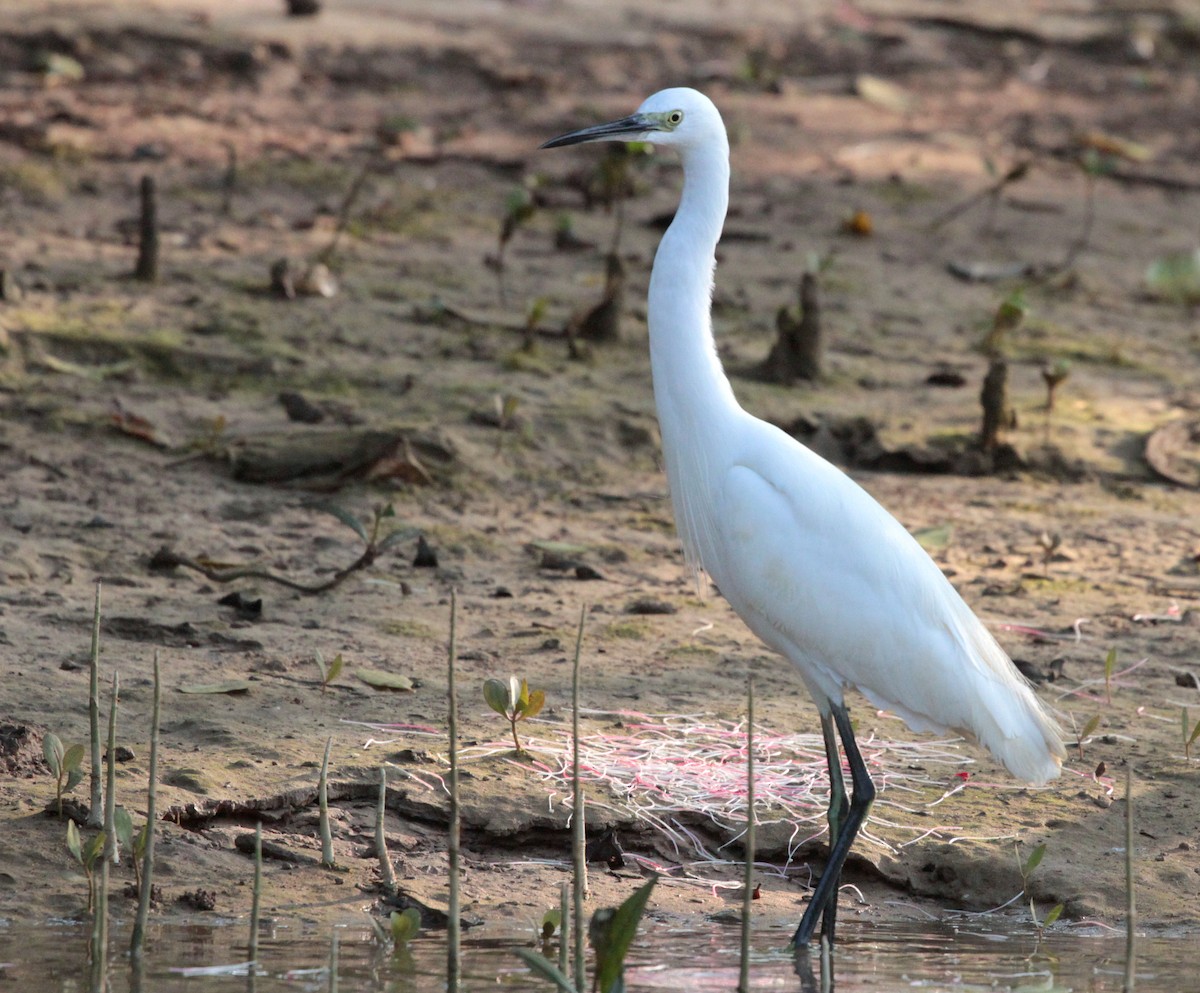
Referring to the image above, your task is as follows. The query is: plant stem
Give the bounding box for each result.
[104,672,119,865]
[88,583,104,828]
[558,881,570,978]
[511,716,523,755]
[250,822,263,967]
[131,653,160,959]
[328,930,339,993]
[376,767,396,896]
[738,675,755,993]
[447,590,461,992]
[319,737,334,867]
[1123,767,1136,992]
[571,603,587,993]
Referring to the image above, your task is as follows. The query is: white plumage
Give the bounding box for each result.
[544,87,1064,947]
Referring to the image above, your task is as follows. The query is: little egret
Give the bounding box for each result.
[542,89,1065,948]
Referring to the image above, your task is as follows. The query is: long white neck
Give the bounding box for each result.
[647,138,742,577]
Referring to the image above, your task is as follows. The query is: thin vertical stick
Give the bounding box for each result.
[558,881,570,977]
[104,672,119,864]
[249,821,262,967]
[446,590,461,992]
[328,931,339,993]
[88,583,104,828]
[1123,767,1136,992]
[571,604,587,993]
[134,175,159,282]
[376,767,396,895]
[319,737,334,867]
[738,676,755,993]
[131,652,160,959]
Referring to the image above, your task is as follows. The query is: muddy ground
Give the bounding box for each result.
[1,0,1199,945]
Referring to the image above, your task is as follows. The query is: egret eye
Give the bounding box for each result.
[666,110,684,127]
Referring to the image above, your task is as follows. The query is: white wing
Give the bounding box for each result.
[693,415,1063,784]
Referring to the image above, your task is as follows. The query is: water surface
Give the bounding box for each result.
[0,914,1189,991]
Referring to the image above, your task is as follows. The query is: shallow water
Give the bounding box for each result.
[0,915,1191,992]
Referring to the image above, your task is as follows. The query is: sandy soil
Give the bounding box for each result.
[2,0,1199,942]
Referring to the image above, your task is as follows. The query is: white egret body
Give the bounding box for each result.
[543,88,1064,947]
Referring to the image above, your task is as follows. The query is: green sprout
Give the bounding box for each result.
[1042,359,1071,414]
[44,732,85,817]
[1076,713,1101,761]
[540,907,562,941]
[1104,646,1117,704]
[315,651,345,693]
[1183,707,1200,761]
[981,288,1027,357]
[513,876,657,993]
[114,806,150,896]
[67,821,107,914]
[482,676,545,755]
[1015,842,1064,932]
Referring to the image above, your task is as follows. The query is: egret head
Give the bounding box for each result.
[541,87,723,155]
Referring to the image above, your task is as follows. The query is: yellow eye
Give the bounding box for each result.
[667,110,684,127]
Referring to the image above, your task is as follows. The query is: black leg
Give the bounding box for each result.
[792,701,876,949]
[819,710,848,943]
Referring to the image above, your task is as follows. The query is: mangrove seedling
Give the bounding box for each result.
[540,907,562,942]
[315,651,345,693]
[483,676,545,755]
[67,821,107,914]
[44,732,85,817]
[1015,842,1063,932]
[1183,707,1200,761]
[981,288,1027,357]
[1042,359,1070,414]
[1104,646,1117,704]
[113,807,149,895]
[1076,713,1101,760]
[513,876,658,993]
[495,184,537,302]
[1037,531,1061,579]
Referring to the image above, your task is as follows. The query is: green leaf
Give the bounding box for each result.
[66,820,82,862]
[326,653,344,683]
[521,689,546,721]
[1145,249,1200,305]
[114,807,134,849]
[1043,903,1064,927]
[134,821,150,857]
[320,503,369,543]
[541,907,562,939]
[1022,843,1047,877]
[179,681,252,695]
[1104,646,1117,681]
[63,743,85,772]
[85,831,106,868]
[389,907,421,945]
[1080,714,1101,740]
[529,539,589,558]
[44,732,64,775]
[594,876,657,993]
[512,948,578,993]
[1188,719,1200,748]
[64,767,85,793]
[357,670,414,692]
[911,524,953,552]
[379,504,396,519]
[483,678,512,716]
